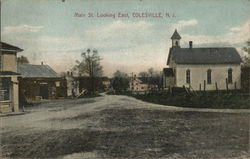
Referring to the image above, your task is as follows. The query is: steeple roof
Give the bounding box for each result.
[171,29,181,40]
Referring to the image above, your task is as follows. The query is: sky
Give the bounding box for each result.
[1,0,250,77]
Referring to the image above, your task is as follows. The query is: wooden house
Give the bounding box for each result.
[0,42,23,113]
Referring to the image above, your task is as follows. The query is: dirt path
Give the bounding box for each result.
[0,94,249,159]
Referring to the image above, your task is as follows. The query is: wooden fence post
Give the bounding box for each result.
[215,82,218,91]
[226,78,228,91]
[203,80,206,92]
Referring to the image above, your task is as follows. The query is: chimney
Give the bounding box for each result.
[189,41,193,49]
[41,61,43,65]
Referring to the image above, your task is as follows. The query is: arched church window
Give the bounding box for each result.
[228,68,233,83]
[186,69,190,84]
[207,69,212,84]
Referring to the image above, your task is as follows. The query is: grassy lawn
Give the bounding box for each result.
[110,90,249,109]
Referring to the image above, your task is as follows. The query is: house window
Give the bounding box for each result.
[207,69,212,84]
[0,55,2,71]
[55,81,61,87]
[0,77,11,101]
[186,69,190,84]
[228,68,233,83]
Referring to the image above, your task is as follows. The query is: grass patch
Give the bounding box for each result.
[110,90,249,109]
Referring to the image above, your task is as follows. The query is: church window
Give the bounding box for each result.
[186,69,190,84]
[207,69,212,84]
[0,55,2,71]
[228,68,233,83]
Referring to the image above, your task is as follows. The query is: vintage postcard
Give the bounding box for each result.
[0,0,249,158]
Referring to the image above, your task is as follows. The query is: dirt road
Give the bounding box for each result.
[0,94,249,159]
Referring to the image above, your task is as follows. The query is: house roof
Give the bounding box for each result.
[167,47,242,65]
[163,68,174,76]
[1,42,23,52]
[171,30,181,40]
[0,71,20,75]
[17,64,58,78]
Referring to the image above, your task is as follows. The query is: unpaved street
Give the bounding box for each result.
[0,94,249,159]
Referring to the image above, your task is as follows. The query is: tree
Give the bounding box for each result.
[139,71,149,78]
[139,71,149,84]
[111,70,129,92]
[242,39,250,66]
[17,56,29,64]
[241,39,250,91]
[138,68,163,90]
[148,68,154,77]
[74,49,103,94]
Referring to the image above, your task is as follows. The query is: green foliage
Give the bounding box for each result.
[17,56,29,64]
[111,70,129,92]
[242,39,250,66]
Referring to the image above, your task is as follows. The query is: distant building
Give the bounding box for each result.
[77,76,110,94]
[129,76,158,93]
[102,77,111,90]
[0,42,23,113]
[163,30,242,91]
[17,64,67,101]
[65,71,79,97]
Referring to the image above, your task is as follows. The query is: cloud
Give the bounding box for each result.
[10,20,156,76]
[171,19,198,31]
[230,20,249,32]
[5,19,249,76]
[2,25,44,35]
[181,20,250,46]
[86,20,152,36]
[84,20,154,49]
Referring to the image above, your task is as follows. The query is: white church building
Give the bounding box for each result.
[163,30,242,91]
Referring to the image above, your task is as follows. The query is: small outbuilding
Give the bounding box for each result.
[18,64,67,101]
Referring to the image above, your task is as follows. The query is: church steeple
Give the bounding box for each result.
[171,29,181,47]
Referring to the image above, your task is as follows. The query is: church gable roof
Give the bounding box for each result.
[167,47,242,65]
[171,30,181,40]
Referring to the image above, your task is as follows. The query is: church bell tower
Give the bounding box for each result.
[171,29,181,47]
